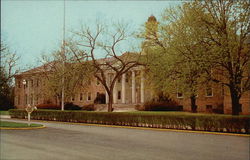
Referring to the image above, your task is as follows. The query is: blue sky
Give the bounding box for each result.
[1,0,181,68]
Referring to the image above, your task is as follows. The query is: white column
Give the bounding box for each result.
[132,71,136,104]
[122,73,126,103]
[113,80,117,104]
[140,70,145,103]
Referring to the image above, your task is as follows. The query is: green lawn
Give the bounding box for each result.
[0,121,43,128]
[0,111,9,115]
[127,111,250,118]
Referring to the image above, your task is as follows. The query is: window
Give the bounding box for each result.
[16,95,20,105]
[80,93,83,101]
[18,81,21,88]
[31,80,33,88]
[177,92,183,98]
[118,91,121,100]
[25,94,28,105]
[36,95,39,104]
[206,105,213,112]
[88,80,91,85]
[72,95,75,101]
[23,82,26,89]
[87,92,91,101]
[239,104,242,112]
[109,74,113,84]
[221,84,224,96]
[125,76,129,82]
[206,86,213,97]
[36,79,39,87]
[30,94,33,105]
[18,95,20,105]
[96,78,100,85]
[118,76,121,83]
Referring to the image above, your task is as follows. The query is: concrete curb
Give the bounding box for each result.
[0,125,45,130]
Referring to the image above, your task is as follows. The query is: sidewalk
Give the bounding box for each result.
[0,115,11,119]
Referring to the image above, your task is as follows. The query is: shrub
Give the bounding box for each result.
[139,93,182,111]
[82,104,95,111]
[36,104,60,110]
[8,109,250,134]
[142,101,182,111]
[64,102,81,110]
[135,104,144,111]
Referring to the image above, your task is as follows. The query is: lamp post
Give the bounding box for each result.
[22,79,26,106]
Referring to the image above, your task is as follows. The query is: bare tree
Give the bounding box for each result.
[40,47,93,109]
[0,41,20,84]
[69,22,142,112]
[0,41,20,109]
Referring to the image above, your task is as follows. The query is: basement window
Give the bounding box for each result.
[206,105,213,113]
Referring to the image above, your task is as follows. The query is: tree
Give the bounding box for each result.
[143,0,250,115]
[70,22,142,112]
[141,11,207,112]
[0,41,20,110]
[40,47,93,110]
[192,0,250,115]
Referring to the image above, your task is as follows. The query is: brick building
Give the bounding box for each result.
[13,16,250,115]
[14,58,250,115]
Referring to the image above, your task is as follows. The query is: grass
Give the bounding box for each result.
[0,111,9,115]
[0,121,43,128]
[119,111,250,118]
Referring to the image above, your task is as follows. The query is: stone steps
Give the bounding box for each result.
[95,104,137,112]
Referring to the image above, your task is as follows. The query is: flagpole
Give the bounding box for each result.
[61,0,65,111]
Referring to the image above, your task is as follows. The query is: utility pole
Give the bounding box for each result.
[61,0,66,111]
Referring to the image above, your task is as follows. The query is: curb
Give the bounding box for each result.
[66,122,250,137]
[0,125,46,130]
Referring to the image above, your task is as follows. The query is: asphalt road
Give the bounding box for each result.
[0,119,249,160]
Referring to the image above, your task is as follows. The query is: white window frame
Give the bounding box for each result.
[87,92,91,101]
[177,92,184,98]
[80,93,83,101]
[205,87,213,97]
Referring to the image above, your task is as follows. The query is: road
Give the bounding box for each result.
[0,119,249,160]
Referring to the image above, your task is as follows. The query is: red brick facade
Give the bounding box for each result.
[14,64,250,115]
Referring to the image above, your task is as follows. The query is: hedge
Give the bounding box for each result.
[9,109,250,134]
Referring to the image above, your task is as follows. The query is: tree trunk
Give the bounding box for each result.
[229,86,241,115]
[190,95,197,113]
[107,92,113,112]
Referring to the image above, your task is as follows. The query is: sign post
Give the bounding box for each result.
[25,104,37,126]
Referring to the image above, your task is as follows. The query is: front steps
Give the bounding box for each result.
[95,104,137,112]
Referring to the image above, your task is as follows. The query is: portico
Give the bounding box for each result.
[107,69,145,105]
